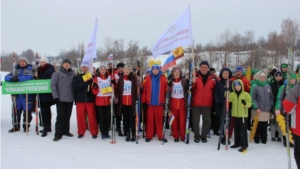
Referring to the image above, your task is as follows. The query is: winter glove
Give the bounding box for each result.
[93,82,98,89]
[10,76,19,82]
[241,99,246,105]
[53,98,59,105]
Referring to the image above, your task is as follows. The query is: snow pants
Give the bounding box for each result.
[170,107,186,140]
[55,102,73,138]
[96,105,111,135]
[76,102,98,136]
[146,105,163,140]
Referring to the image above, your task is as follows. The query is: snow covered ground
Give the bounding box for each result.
[0,71,298,169]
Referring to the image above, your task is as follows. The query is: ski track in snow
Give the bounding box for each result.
[0,71,297,169]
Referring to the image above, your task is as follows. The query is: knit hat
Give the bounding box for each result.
[116,63,125,68]
[209,68,216,72]
[146,69,151,74]
[270,68,278,76]
[19,57,29,63]
[80,61,89,68]
[40,56,49,63]
[199,61,209,68]
[171,66,182,76]
[291,73,297,80]
[107,60,114,65]
[274,71,283,77]
[62,59,71,65]
[99,64,107,69]
[124,64,132,71]
[281,63,288,68]
[234,81,242,86]
[235,66,244,72]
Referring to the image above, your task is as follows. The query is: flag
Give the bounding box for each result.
[173,46,184,60]
[107,54,113,60]
[82,18,98,71]
[151,5,193,59]
[162,51,176,71]
[245,66,251,81]
[168,111,175,126]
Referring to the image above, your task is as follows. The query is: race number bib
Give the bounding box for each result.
[171,81,184,98]
[123,80,132,96]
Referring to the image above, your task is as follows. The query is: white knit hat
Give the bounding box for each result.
[124,64,132,71]
[81,61,89,68]
[40,56,49,63]
[99,64,107,69]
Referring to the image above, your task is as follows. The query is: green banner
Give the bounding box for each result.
[2,80,52,94]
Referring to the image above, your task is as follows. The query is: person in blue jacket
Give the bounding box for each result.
[5,57,34,133]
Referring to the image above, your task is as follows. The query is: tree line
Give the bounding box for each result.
[1,18,299,72]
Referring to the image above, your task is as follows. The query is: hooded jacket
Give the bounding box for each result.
[214,68,233,115]
[229,79,252,118]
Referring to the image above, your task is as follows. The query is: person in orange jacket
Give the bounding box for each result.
[92,65,112,140]
[169,66,188,142]
[142,60,168,143]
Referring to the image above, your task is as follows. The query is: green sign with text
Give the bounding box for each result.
[2,80,52,94]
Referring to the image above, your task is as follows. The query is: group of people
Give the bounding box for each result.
[4,56,300,168]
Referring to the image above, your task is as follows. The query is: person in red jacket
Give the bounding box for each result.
[192,61,216,143]
[92,65,112,140]
[169,66,188,142]
[283,81,300,169]
[142,60,168,143]
[115,65,137,142]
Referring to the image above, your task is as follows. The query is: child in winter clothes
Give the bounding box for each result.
[229,79,252,152]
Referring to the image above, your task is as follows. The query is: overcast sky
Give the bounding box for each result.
[1,0,300,56]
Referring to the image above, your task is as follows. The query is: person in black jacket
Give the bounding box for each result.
[72,61,98,139]
[214,67,233,145]
[36,57,55,137]
[270,71,284,142]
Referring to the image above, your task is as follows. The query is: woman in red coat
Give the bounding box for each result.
[169,66,188,142]
[92,65,112,140]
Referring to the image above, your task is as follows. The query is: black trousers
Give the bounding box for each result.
[114,103,122,129]
[211,108,219,134]
[96,106,111,135]
[41,101,52,128]
[293,133,300,169]
[122,105,135,135]
[233,117,248,148]
[254,121,268,142]
[55,102,73,137]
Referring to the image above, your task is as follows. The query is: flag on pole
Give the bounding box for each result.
[82,18,98,71]
[107,54,113,60]
[173,46,184,60]
[151,5,193,59]
[162,51,176,71]
[168,111,175,126]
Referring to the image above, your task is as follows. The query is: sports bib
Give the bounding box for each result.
[97,76,112,96]
[123,80,132,96]
[171,81,184,98]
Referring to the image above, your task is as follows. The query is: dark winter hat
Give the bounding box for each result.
[281,63,288,68]
[209,68,216,72]
[116,63,125,68]
[274,71,283,77]
[270,68,278,76]
[171,66,182,76]
[199,61,209,68]
[62,59,71,65]
[235,66,244,72]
